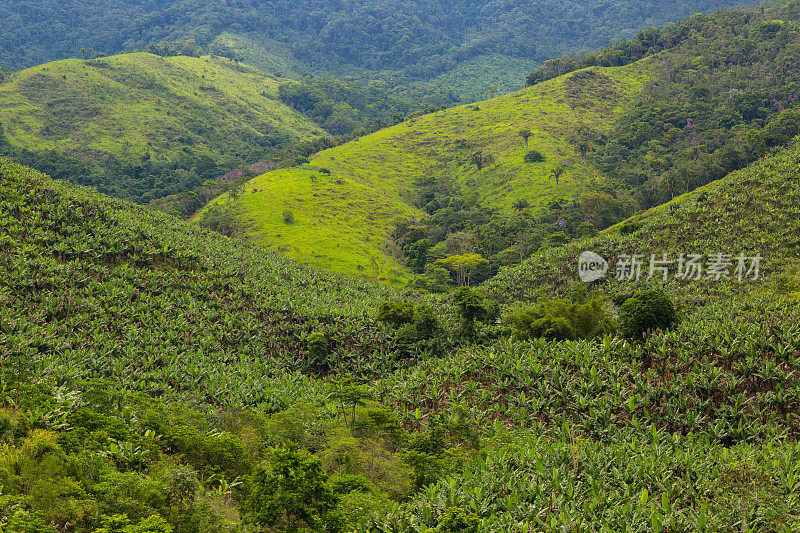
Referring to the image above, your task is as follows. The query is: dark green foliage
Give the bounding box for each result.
[0,0,749,93]
[523,149,545,163]
[619,289,677,339]
[283,209,295,224]
[541,231,569,249]
[241,447,340,533]
[452,287,486,339]
[378,302,442,345]
[396,304,441,345]
[163,427,251,479]
[307,331,330,361]
[619,221,642,235]
[392,172,631,280]
[578,221,597,237]
[529,2,800,210]
[328,474,371,494]
[377,302,416,328]
[279,77,450,136]
[508,297,615,342]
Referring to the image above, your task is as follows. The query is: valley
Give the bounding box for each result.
[2,1,800,531]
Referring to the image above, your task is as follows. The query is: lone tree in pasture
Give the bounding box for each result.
[552,164,566,186]
[470,151,494,177]
[519,128,532,146]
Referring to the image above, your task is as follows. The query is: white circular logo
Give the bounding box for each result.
[578,251,608,282]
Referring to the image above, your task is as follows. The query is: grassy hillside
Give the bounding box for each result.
[198,60,655,279]
[0,52,325,201]
[488,137,800,302]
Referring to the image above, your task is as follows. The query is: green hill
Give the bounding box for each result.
[0,156,414,406]
[200,0,800,286]
[488,137,800,302]
[0,0,754,100]
[196,59,655,279]
[0,52,325,202]
[5,146,800,531]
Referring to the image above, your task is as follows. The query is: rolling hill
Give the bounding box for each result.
[196,59,655,279]
[1,0,755,101]
[5,142,800,531]
[488,136,800,302]
[0,52,325,201]
[0,155,411,406]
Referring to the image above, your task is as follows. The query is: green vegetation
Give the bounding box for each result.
[5,123,800,530]
[7,2,800,531]
[386,0,800,287]
[195,164,418,281]
[277,76,454,137]
[0,52,324,203]
[508,295,616,342]
[619,289,678,339]
[201,60,653,279]
[528,1,800,209]
[0,0,752,101]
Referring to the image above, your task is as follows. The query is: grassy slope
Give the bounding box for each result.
[199,59,654,279]
[0,52,324,164]
[487,138,800,302]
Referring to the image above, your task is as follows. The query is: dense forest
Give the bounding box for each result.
[1,0,755,83]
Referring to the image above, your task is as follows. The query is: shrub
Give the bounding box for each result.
[163,427,251,478]
[329,473,371,494]
[578,221,597,237]
[397,304,441,344]
[377,302,415,327]
[283,209,294,224]
[540,231,569,249]
[2,510,51,533]
[452,287,487,339]
[122,515,173,533]
[508,298,615,342]
[619,221,643,235]
[524,149,546,163]
[307,332,330,369]
[618,289,677,339]
[240,447,340,532]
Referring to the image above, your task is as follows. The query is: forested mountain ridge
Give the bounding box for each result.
[0,0,756,99]
[0,52,325,203]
